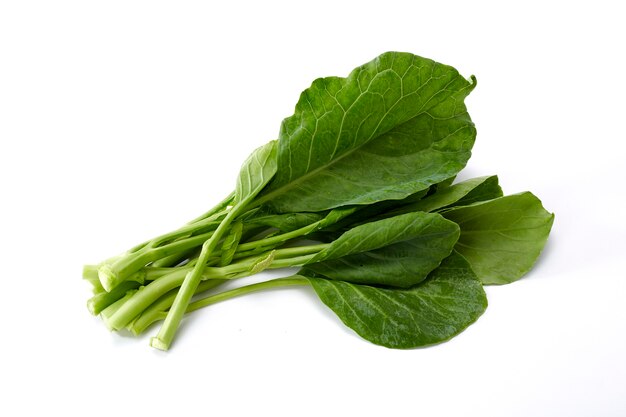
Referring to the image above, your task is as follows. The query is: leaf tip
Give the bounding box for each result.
[468,75,478,91]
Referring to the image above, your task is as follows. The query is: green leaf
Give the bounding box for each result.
[305,252,487,349]
[442,192,554,285]
[301,212,459,287]
[257,52,477,213]
[235,140,278,204]
[310,211,459,263]
[391,175,503,215]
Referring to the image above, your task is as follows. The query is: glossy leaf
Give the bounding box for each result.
[305,252,487,349]
[443,192,554,284]
[301,213,459,287]
[310,212,459,264]
[257,52,477,213]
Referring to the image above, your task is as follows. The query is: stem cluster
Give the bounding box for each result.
[85,193,340,349]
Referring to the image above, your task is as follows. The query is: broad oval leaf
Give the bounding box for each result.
[301,213,459,287]
[256,52,476,213]
[305,252,487,349]
[310,211,459,264]
[443,192,554,285]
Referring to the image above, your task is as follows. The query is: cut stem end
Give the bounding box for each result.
[150,337,170,351]
[98,265,118,293]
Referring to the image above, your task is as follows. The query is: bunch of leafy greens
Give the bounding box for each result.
[85,52,554,350]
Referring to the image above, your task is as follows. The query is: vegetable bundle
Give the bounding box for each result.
[85,52,554,350]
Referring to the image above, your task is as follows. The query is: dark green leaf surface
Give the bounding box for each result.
[301,213,459,287]
[310,212,459,264]
[306,252,487,349]
[325,188,432,233]
[258,52,477,212]
[393,175,503,215]
[443,192,554,284]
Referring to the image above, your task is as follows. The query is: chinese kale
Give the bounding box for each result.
[85,52,554,350]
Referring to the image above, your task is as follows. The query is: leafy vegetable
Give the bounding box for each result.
[442,192,554,284]
[151,140,278,350]
[305,252,487,348]
[254,52,477,212]
[302,212,459,287]
[84,51,554,351]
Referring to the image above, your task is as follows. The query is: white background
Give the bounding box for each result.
[1,1,625,416]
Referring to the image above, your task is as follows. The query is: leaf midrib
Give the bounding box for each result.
[252,69,461,210]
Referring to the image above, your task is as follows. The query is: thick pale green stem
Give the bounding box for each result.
[87,281,141,315]
[99,238,327,334]
[98,231,215,292]
[103,269,189,331]
[151,202,249,350]
[133,277,309,335]
[100,290,138,330]
[83,265,104,293]
[150,249,197,268]
[128,279,227,335]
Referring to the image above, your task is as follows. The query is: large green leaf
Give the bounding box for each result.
[256,52,476,213]
[310,211,459,264]
[301,213,459,287]
[305,252,487,349]
[443,192,554,285]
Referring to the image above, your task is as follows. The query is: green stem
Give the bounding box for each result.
[187,277,309,312]
[150,249,197,268]
[128,279,227,335]
[101,241,325,333]
[151,201,249,350]
[83,264,104,293]
[266,244,327,259]
[215,253,317,277]
[149,215,225,248]
[98,230,216,292]
[236,218,326,252]
[132,277,309,334]
[187,191,235,224]
[87,281,141,316]
[126,193,233,254]
[100,289,138,330]
[103,269,190,331]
